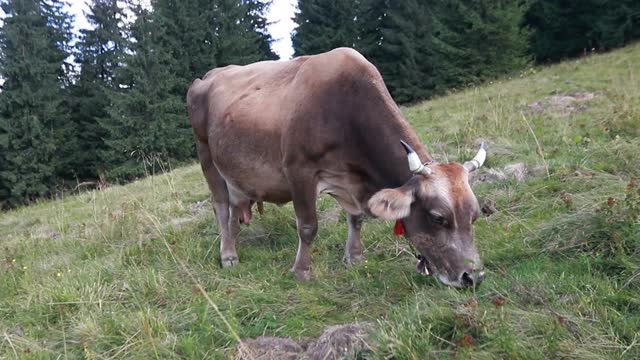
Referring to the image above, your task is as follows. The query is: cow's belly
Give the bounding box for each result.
[216,161,364,215]
[216,162,292,206]
[316,172,365,215]
[208,107,292,205]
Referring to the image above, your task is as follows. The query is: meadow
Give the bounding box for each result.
[1,44,639,359]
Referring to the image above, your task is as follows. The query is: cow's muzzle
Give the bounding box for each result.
[460,270,486,288]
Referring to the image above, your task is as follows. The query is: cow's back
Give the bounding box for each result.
[188,57,308,142]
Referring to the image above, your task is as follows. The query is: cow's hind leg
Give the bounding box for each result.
[196,140,239,267]
[215,202,239,267]
[225,204,244,266]
[344,213,365,265]
[286,170,318,281]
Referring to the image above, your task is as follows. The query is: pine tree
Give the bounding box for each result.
[431,0,530,89]
[212,0,278,66]
[358,0,436,103]
[525,0,640,62]
[70,0,128,179]
[151,0,217,87]
[102,2,192,180]
[0,0,72,208]
[101,0,278,180]
[151,0,277,81]
[292,0,361,56]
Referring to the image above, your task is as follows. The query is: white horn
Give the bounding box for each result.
[464,143,487,172]
[400,140,432,175]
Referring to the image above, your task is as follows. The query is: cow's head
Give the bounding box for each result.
[368,141,487,288]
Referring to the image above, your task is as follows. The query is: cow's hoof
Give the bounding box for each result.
[221,256,239,268]
[344,254,365,266]
[291,268,312,281]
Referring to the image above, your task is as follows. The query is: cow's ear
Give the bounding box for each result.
[368,185,415,221]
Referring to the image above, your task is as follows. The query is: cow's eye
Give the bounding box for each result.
[432,214,447,226]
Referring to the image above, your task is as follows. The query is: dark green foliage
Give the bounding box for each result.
[431,0,530,89]
[98,0,277,181]
[525,0,640,62]
[0,0,72,208]
[101,2,192,180]
[212,0,278,66]
[0,0,277,207]
[358,0,436,103]
[69,0,128,179]
[151,0,216,91]
[292,0,530,103]
[292,0,361,56]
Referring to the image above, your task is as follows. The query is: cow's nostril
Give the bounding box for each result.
[461,272,474,287]
[461,271,486,288]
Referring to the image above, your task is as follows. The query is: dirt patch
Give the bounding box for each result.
[504,163,528,183]
[189,199,211,216]
[29,225,61,240]
[169,217,195,227]
[236,337,304,360]
[304,323,374,360]
[235,323,374,360]
[530,165,550,177]
[527,92,600,116]
[470,169,507,187]
[471,163,549,186]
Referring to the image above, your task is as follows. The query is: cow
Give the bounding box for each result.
[187,47,487,288]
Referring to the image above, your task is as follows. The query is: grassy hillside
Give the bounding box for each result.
[2,45,639,359]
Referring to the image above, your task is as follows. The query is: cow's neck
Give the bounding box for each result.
[357,104,432,195]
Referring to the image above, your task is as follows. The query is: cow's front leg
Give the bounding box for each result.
[287,172,318,281]
[344,213,365,265]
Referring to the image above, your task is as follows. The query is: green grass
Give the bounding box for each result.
[2,45,640,359]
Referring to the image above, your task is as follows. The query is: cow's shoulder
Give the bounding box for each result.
[302,48,385,92]
[328,48,379,75]
[326,47,370,65]
[202,65,238,81]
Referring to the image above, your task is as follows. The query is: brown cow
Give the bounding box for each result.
[187,48,487,288]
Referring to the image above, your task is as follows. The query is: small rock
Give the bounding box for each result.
[504,163,528,182]
[236,337,304,360]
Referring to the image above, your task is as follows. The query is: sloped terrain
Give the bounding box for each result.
[1,44,639,358]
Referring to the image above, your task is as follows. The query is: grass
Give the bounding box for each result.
[2,44,640,359]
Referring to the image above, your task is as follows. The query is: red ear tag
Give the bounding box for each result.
[394,220,405,236]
